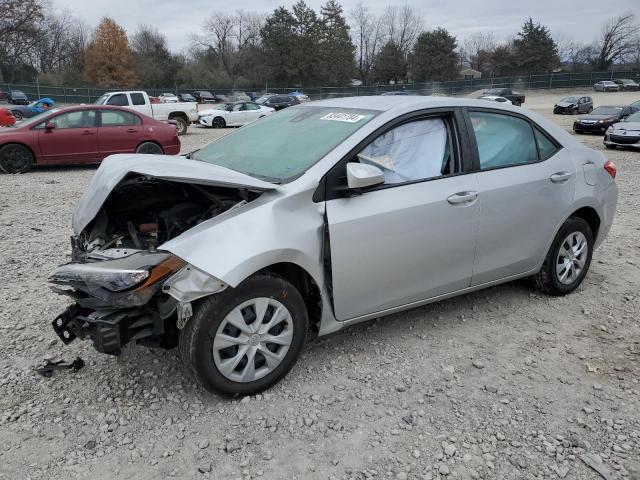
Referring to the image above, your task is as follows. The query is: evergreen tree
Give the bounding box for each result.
[512,18,559,74]
[261,7,297,86]
[291,1,322,86]
[410,28,458,82]
[372,41,406,84]
[319,0,355,86]
[84,17,136,87]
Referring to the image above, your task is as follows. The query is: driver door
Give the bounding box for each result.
[324,111,480,321]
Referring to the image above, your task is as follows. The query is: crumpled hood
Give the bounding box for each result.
[556,102,575,108]
[199,108,226,116]
[72,154,277,234]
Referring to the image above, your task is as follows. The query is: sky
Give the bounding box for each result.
[55,0,638,53]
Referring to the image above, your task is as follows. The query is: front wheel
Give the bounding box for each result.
[0,144,34,173]
[212,117,226,128]
[534,217,593,296]
[179,273,308,396]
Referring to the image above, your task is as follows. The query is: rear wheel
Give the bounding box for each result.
[0,144,34,173]
[136,142,164,155]
[172,116,188,136]
[212,117,226,128]
[179,273,308,397]
[11,110,23,121]
[534,217,593,296]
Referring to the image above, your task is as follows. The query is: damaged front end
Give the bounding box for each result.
[48,160,272,355]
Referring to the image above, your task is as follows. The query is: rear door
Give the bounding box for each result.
[97,109,143,157]
[37,109,99,164]
[465,109,574,286]
[241,102,262,123]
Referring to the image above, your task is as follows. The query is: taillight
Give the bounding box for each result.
[604,160,617,179]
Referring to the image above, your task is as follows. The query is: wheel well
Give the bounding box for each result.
[0,142,37,164]
[168,113,188,122]
[257,263,322,335]
[570,207,600,240]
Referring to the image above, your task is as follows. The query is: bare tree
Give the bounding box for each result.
[350,2,383,85]
[594,12,639,70]
[461,32,496,70]
[0,0,44,81]
[381,5,423,56]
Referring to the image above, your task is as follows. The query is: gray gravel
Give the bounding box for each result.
[1,92,639,480]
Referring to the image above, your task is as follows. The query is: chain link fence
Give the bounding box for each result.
[2,70,639,104]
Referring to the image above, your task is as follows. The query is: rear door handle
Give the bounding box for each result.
[550,171,572,183]
[82,130,95,135]
[447,191,478,205]
[126,128,138,133]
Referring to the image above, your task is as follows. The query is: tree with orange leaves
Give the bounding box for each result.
[83,17,137,88]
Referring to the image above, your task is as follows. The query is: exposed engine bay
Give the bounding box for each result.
[72,174,259,260]
[49,173,264,355]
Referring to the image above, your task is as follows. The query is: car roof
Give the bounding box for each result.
[310,95,523,113]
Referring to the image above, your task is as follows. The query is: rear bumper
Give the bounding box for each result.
[166,143,181,155]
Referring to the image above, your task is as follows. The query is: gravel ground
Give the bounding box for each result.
[1,91,639,480]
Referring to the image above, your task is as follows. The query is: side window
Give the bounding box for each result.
[533,128,560,160]
[101,110,137,127]
[50,110,96,129]
[356,117,453,185]
[233,104,243,112]
[106,94,128,107]
[245,103,259,111]
[130,93,146,106]
[470,112,538,170]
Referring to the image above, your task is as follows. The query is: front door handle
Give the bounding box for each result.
[82,130,95,135]
[550,171,571,183]
[447,191,478,205]
[126,128,138,133]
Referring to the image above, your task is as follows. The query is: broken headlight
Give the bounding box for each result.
[49,252,185,292]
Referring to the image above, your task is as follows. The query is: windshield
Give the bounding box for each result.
[94,94,108,105]
[191,106,379,182]
[561,96,579,103]
[484,88,502,95]
[625,112,640,122]
[255,95,271,104]
[591,106,622,116]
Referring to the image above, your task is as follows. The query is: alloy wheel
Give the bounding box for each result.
[555,231,588,285]
[212,297,293,383]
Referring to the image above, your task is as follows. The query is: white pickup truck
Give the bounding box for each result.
[94,91,198,135]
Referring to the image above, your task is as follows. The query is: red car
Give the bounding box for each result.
[0,108,16,127]
[0,105,181,173]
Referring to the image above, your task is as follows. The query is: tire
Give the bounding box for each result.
[0,143,34,173]
[534,217,593,296]
[11,110,22,121]
[136,141,164,155]
[179,273,308,397]
[212,117,226,128]
[172,116,188,136]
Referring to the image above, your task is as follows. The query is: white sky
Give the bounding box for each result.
[55,0,638,53]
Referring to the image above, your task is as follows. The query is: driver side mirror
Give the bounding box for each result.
[346,162,385,190]
[45,121,56,131]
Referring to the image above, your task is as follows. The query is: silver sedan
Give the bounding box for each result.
[49,96,618,396]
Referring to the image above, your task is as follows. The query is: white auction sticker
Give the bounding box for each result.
[320,112,366,123]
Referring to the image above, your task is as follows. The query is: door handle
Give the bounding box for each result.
[126,128,138,133]
[550,171,571,183]
[82,130,95,135]
[447,191,478,205]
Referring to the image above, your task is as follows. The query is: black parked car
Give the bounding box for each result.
[177,93,196,102]
[573,105,638,134]
[262,94,301,111]
[8,90,29,105]
[192,91,216,103]
[612,79,639,92]
[482,88,525,106]
[553,95,593,115]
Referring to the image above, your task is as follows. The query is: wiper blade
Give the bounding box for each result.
[184,149,200,160]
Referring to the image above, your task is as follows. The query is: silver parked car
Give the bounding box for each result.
[594,81,619,92]
[48,97,618,396]
[604,111,640,149]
